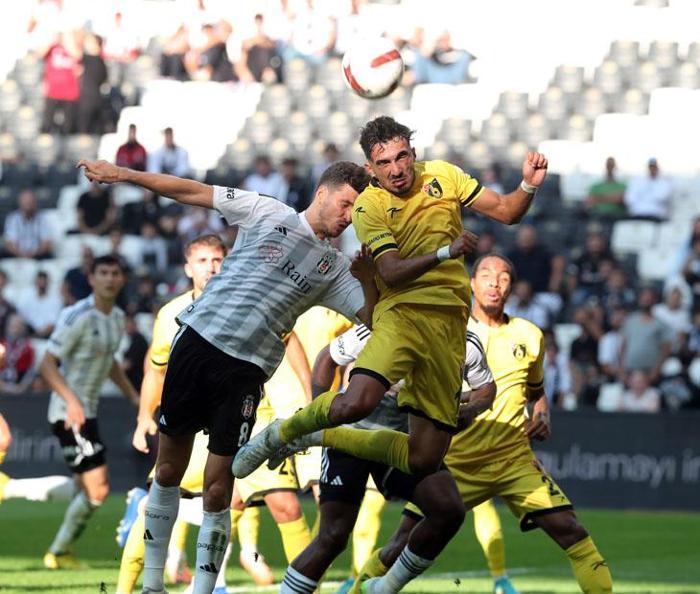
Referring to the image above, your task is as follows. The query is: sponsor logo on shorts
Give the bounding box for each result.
[241,395,255,419]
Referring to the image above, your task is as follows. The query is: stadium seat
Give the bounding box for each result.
[243,111,275,148]
[496,91,529,122]
[30,134,61,168]
[670,62,700,88]
[436,118,471,150]
[553,323,581,359]
[423,140,451,162]
[375,85,411,114]
[11,106,40,143]
[613,88,649,115]
[596,382,623,412]
[575,87,610,120]
[558,114,593,142]
[481,112,511,151]
[135,312,155,342]
[629,61,666,93]
[223,138,255,172]
[64,135,100,164]
[283,59,313,97]
[304,85,331,121]
[608,40,641,72]
[268,138,291,166]
[517,113,551,147]
[315,57,345,97]
[5,258,39,290]
[462,140,493,171]
[502,141,529,169]
[656,220,691,250]
[258,84,292,121]
[336,91,370,125]
[113,184,146,207]
[0,80,22,116]
[611,219,658,255]
[538,86,570,125]
[637,245,677,281]
[593,61,624,95]
[648,40,679,72]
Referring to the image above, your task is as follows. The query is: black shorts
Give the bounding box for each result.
[51,418,106,474]
[159,326,266,456]
[319,447,420,506]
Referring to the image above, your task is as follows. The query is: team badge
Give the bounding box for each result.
[316,252,336,275]
[512,343,527,360]
[241,395,255,419]
[259,243,283,264]
[422,178,443,198]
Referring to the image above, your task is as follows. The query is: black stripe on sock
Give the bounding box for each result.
[283,572,316,594]
[398,551,425,575]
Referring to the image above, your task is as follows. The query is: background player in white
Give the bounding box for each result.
[77,158,377,594]
[39,255,139,569]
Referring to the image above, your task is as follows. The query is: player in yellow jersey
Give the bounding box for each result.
[234,115,548,590]
[354,254,613,594]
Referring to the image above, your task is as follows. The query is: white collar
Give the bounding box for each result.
[299,211,328,245]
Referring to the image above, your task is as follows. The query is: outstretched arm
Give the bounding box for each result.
[78,159,213,209]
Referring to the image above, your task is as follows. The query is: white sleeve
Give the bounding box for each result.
[47,310,86,361]
[212,185,290,230]
[318,257,365,323]
[464,331,494,390]
[329,324,371,366]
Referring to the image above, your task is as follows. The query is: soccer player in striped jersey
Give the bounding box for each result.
[40,255,139,570]
[355,255,613,594]
[77,158,377,594]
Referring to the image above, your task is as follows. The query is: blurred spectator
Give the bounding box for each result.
[482,163,505,194]
[139,222,169,278]
[130,275,158,314]
[120,314,148,390]
[279,158,311,211]
[466,231,498,268]
[115,124,148,171]
[160,24,190,80]
[285,0,337,65]
[62,245,93,304]
[75,181,116,235]
[411,31,472,85]
[687,310,700,355]
[186,22,235,82]
[243,154,285,198]
[311,143,340,186]
[652,286,691,350]
[567,230,617,306]
[148,127,191,178]
[177,206,224,243]
[658,358,695,411]
[101,11,140,84]
[107,228,133,274]
[620,287,673,382]
[40,30,82,134]
[623,158,673,221]
[682,236,700,312]
[335,0,381,56]
[543,331,572,407]
[2,189,54,259]
[77,32,108,134]
[16,271,62,338]
[672,216,700,274]
[613,370,661,413]
[0,314,35,394]
[237,13,281,83]
[585,157,627,219]
[598,306,626,380]
[0,270,17,336]
[569,304,604,406]
[505,279,550,329]
[600,265,637,318]
[121,190,161,234]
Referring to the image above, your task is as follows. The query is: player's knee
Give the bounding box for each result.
[203,482,231,513]
[87,483,109,503]
[407,449,442,476]
[333,395,376,423]
[317,522,351,554]
[270,499,302,523]
[155,461,183,487]
[540,512,589,549]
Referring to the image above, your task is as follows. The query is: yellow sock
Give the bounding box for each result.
[349,548,388,594]
[116,512,146,594]
[278,516,312,562]
[473,499,506,578]
[566,536,613,593]
[238,506,260,552]
[279,390,339,442]
[322,427,411,475]
[229,508,244,542]
[352,490,386,576]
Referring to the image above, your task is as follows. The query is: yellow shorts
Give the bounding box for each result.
[293,446,321,491]
[148,431,208,493]
[354,304,467,430]
[405,451,572,531]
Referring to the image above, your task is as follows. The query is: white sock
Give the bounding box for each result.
[214,542,233,588]
[143,480,180,592]
[280,565,318,594]
[177,496,204,526]
[5,476,74,501]
[49,491,99,554]
[192,509,230,594]
[371,546,433,594]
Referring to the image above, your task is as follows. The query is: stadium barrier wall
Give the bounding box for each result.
[2,395,699,509]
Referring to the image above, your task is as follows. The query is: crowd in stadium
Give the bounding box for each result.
[1,0,700,415]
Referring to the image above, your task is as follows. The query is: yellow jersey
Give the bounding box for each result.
[351,160,484,317]
[149,290,195,370]
[447,315,545,467]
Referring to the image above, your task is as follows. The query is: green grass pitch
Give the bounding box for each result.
[1,496,699,593]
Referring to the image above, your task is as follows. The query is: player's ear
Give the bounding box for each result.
[184,262,193,280]
[363,161,374,175]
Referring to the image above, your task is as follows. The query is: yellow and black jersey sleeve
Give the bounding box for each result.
[351,195,398,261]
[447,162,484,207]
[526,331,545,395]
[149,310,172,370]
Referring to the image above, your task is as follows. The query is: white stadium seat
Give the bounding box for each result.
[611,220,658,256]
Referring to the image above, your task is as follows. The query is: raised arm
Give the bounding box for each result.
[78,159,213,209]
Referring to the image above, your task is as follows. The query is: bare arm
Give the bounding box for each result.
[525,390,551,441]
[285,331,312,403]
[132,362,165,453]
[40,352,85,430]
[78,159,213,209]
[109,360,139,407]
[311,345,339,398]
[350,244,380,327]
[457,380,496,430]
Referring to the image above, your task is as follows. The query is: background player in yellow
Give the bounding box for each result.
[355,254,613,594]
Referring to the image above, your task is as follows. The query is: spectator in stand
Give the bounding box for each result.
[598,306,626,381]
[600,265,637,319]
[130,275,158,314]
[567,230,617,307]
[2,189,54,259]
[335,0,381,56]
[186,22,235,82]
[682,236,700,313]
[620,287,673,383]
[465,230,497,268]
[684,310,700,356]
[236,13,281,83]
[569,304,604,406]
[411,31,473,85]
[77,32,108,134]
[120,314,148,391]
[62,245,93,304]
[16,271,62,339]
[148,127,190,178]
[585,157,627,219]
[652,286,692,351]
[613,370,661,413]
[505,279,550,329]
[543,330,572,407]
[623,158,673,221]
[0,270,17,337]
[101,11,140,85]
[284,0,336,65]
[74,181,116,236]
[139,222,169,279]
[40,30,82,134]
[120,190,161,235]
[0,313,35,394]
[160,24,190,80]
[311,143,339,186]
[658,358,695,411]
[243,154,285,198]
[482,162,505,194]
[115,124,148,172]
[279,157,311,211]
[672,216,700,274]
[176,206,223,244]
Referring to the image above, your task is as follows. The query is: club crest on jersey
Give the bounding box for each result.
[512,343,527,360]
[259,243,283,264]
[241,395,255,419]
[316,252,336,275]
[423,178,443,198]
